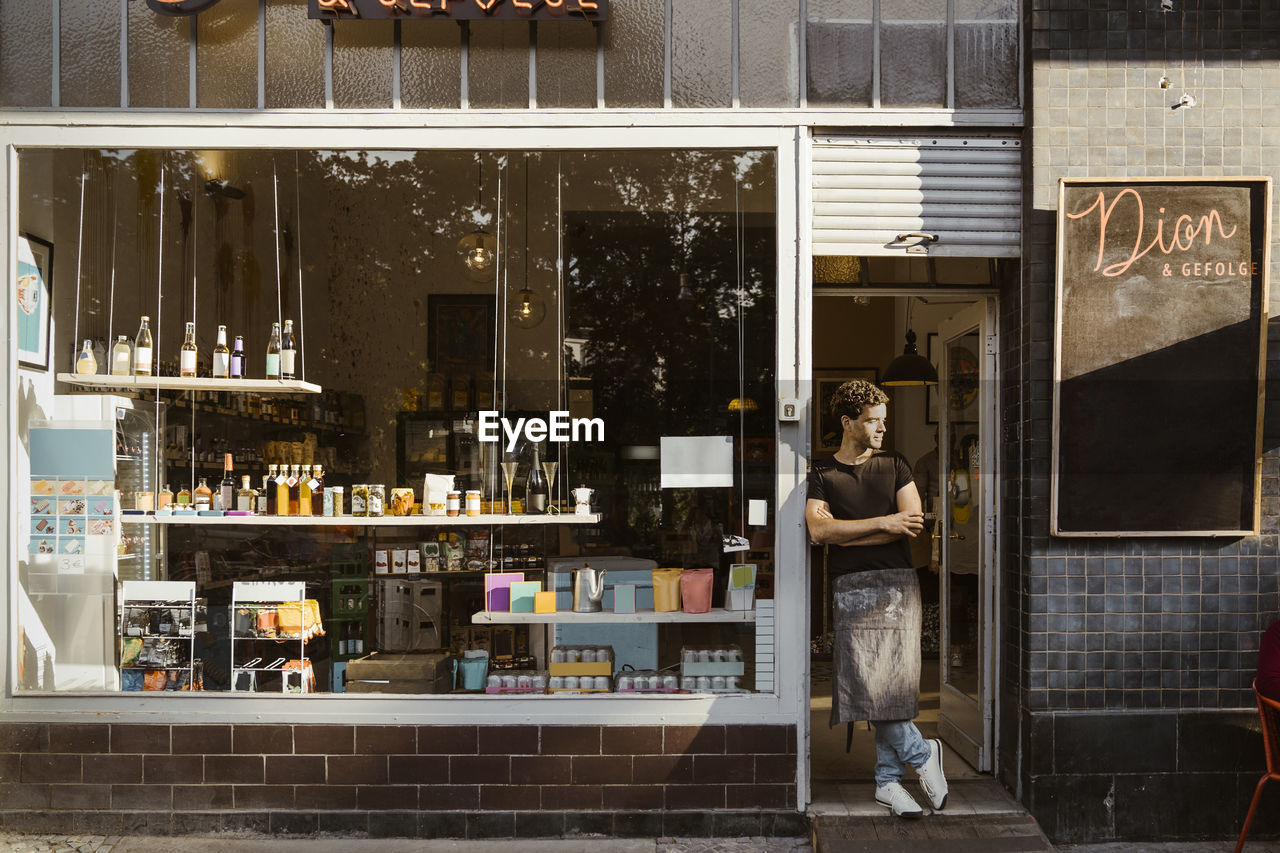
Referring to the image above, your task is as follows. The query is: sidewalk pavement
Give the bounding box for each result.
[0,836,813,853]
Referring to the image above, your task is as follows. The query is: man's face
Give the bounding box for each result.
[843,403,887,450]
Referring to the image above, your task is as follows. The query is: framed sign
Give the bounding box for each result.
[17,233,53,372]
[1052,177,1272,536]
[812,368,880,455]
[308,0,608,21]
[427,294,495,376]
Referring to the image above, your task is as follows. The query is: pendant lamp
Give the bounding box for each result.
[511,162,545,328]
[457,159,497,282]
[882,299,938,386]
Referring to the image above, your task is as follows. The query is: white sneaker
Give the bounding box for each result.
[874,781,924,819]
[915,738,949,810]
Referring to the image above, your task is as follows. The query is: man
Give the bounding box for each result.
[806,379,949,819]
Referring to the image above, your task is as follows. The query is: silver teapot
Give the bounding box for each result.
[571,564,608,613]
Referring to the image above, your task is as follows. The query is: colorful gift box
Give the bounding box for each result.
[483,572,524,611]
[510,581,541,613]
[534,591,557,614]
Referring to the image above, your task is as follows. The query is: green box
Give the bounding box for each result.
[330,576,371,618]
[509,581,541,613]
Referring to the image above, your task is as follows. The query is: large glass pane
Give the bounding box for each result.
[671,0,731,108]
[469,20,529,109]
[602,0,663,108]
[15,145,778,696]
[197,0,259,109]
[535,21,596,109]
[0,0,53,106]
[739,0,799,108]
[955,0,1018,109]
[880,0,946,107]
[60,0,121,108]
[333,20,393,109]
[265,0,326,109]
[402,20,462,109]
[805,0,872,108]
[128,2,190,108]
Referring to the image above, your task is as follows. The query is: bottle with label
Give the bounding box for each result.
[134,316,153,376]
[298,464,314,517]
[230,335,246,379]
[265,322,282,380]
[176,485,192,507]
[179,322,197,378]
[212,325,230,378]
[219,453,235,512]
[281,319,297,380]
[157,483,173,510]
[277,465,293,517]
[287,464,302,515]
[193,477,213,511]
[309,465,325,516]
[76,339,98,375]
[237,475,256,513]
[527,447,547,514]
[110,336,131,376]
[265,464,279,515]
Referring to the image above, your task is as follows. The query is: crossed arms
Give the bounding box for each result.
[805,481,924,547]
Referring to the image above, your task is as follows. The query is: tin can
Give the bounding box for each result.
[324,486,345,517]
[368,484,385,517]
[465,489,481,516]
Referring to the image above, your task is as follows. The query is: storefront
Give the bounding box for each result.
[12,1,1275,847]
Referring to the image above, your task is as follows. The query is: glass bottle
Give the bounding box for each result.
[176,484,192,507]
[265,464,279,515]
[276,465,293,517]
[298,463,313,517]
[287,464,302,515]
[526,447,547,514]
[212,325,230,379]
[193,477,212,510]
[237,475,256,513]
[219,453,235,512]
[76,339,97,375]
[281,319,297,380]
[110,335,131,376]
[230,335,246,379]
[180,321,197,378]
[133,316,153,376]
[265,322,282,380]
[309,465,325,516]
[157,483,173,510]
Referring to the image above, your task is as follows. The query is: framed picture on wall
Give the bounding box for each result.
[813,368,880,454]
[426,294,495,375]
[926,333,979,425]
[17,233,52,371]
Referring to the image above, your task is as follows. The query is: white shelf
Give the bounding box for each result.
[120,513,601,527]
[57,373,321,394]
[471,607,757,625]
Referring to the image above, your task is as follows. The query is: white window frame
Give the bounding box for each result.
[0,120,804,784]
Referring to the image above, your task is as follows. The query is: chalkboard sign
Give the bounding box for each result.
[1053,177,1272,536]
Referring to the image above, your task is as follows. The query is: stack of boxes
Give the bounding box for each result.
[375,578,443,651]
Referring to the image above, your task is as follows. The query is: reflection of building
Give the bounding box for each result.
[0,2,1278,847]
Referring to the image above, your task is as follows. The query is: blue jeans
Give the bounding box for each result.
[871,719,931,787]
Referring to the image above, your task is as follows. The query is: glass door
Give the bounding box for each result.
[936,300,995,771]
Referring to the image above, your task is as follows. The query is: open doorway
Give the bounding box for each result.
[807,259,1002,790]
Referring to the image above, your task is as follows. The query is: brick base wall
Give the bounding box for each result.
[0,722,803,838]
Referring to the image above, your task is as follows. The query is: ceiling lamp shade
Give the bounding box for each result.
[512,286,546,329]
[882,329,939,386]
[457,230,497,282]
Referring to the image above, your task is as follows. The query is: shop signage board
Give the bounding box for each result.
[1053,177,1272,536]
[305,0,608,21]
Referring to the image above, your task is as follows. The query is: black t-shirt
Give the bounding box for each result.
[807,452,915,576]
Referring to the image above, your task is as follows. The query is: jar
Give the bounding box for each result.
[367,484,385,517]
[390,487,415,517]
[351,484,369,517]
[465,489,481,516]
[326,486,345,517]
[446,490,461,517]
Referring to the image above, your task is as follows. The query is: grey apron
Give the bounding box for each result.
[830,567,922,726]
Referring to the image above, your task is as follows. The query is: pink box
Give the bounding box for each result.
[483,572,524,611]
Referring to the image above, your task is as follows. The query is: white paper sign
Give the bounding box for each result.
[748,499,767,526]
[660,436,734,489]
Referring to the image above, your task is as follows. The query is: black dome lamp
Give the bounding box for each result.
[882,299,938,386]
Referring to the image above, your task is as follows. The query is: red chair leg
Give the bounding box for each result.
[1235,775,1271,853]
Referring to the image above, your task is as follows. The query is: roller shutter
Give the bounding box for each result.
[811,135,1022,258]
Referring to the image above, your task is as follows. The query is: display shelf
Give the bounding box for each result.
[119,580,197,689]
[58,374,322,394]
[120,513,601,527]
[471,607,757,625]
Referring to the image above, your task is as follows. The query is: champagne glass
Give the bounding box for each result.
[500,461,519,515]
[542,460,559,514]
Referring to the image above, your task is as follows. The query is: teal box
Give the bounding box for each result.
[510,581,541,613]
[613,584,637,614]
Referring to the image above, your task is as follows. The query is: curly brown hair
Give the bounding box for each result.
[828,378,888,424]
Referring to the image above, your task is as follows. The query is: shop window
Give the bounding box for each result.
[601,0,665,108]
[13,147,777,699]
[196,0,259,109]
[265,0,328,109]
[805,0,874,108]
